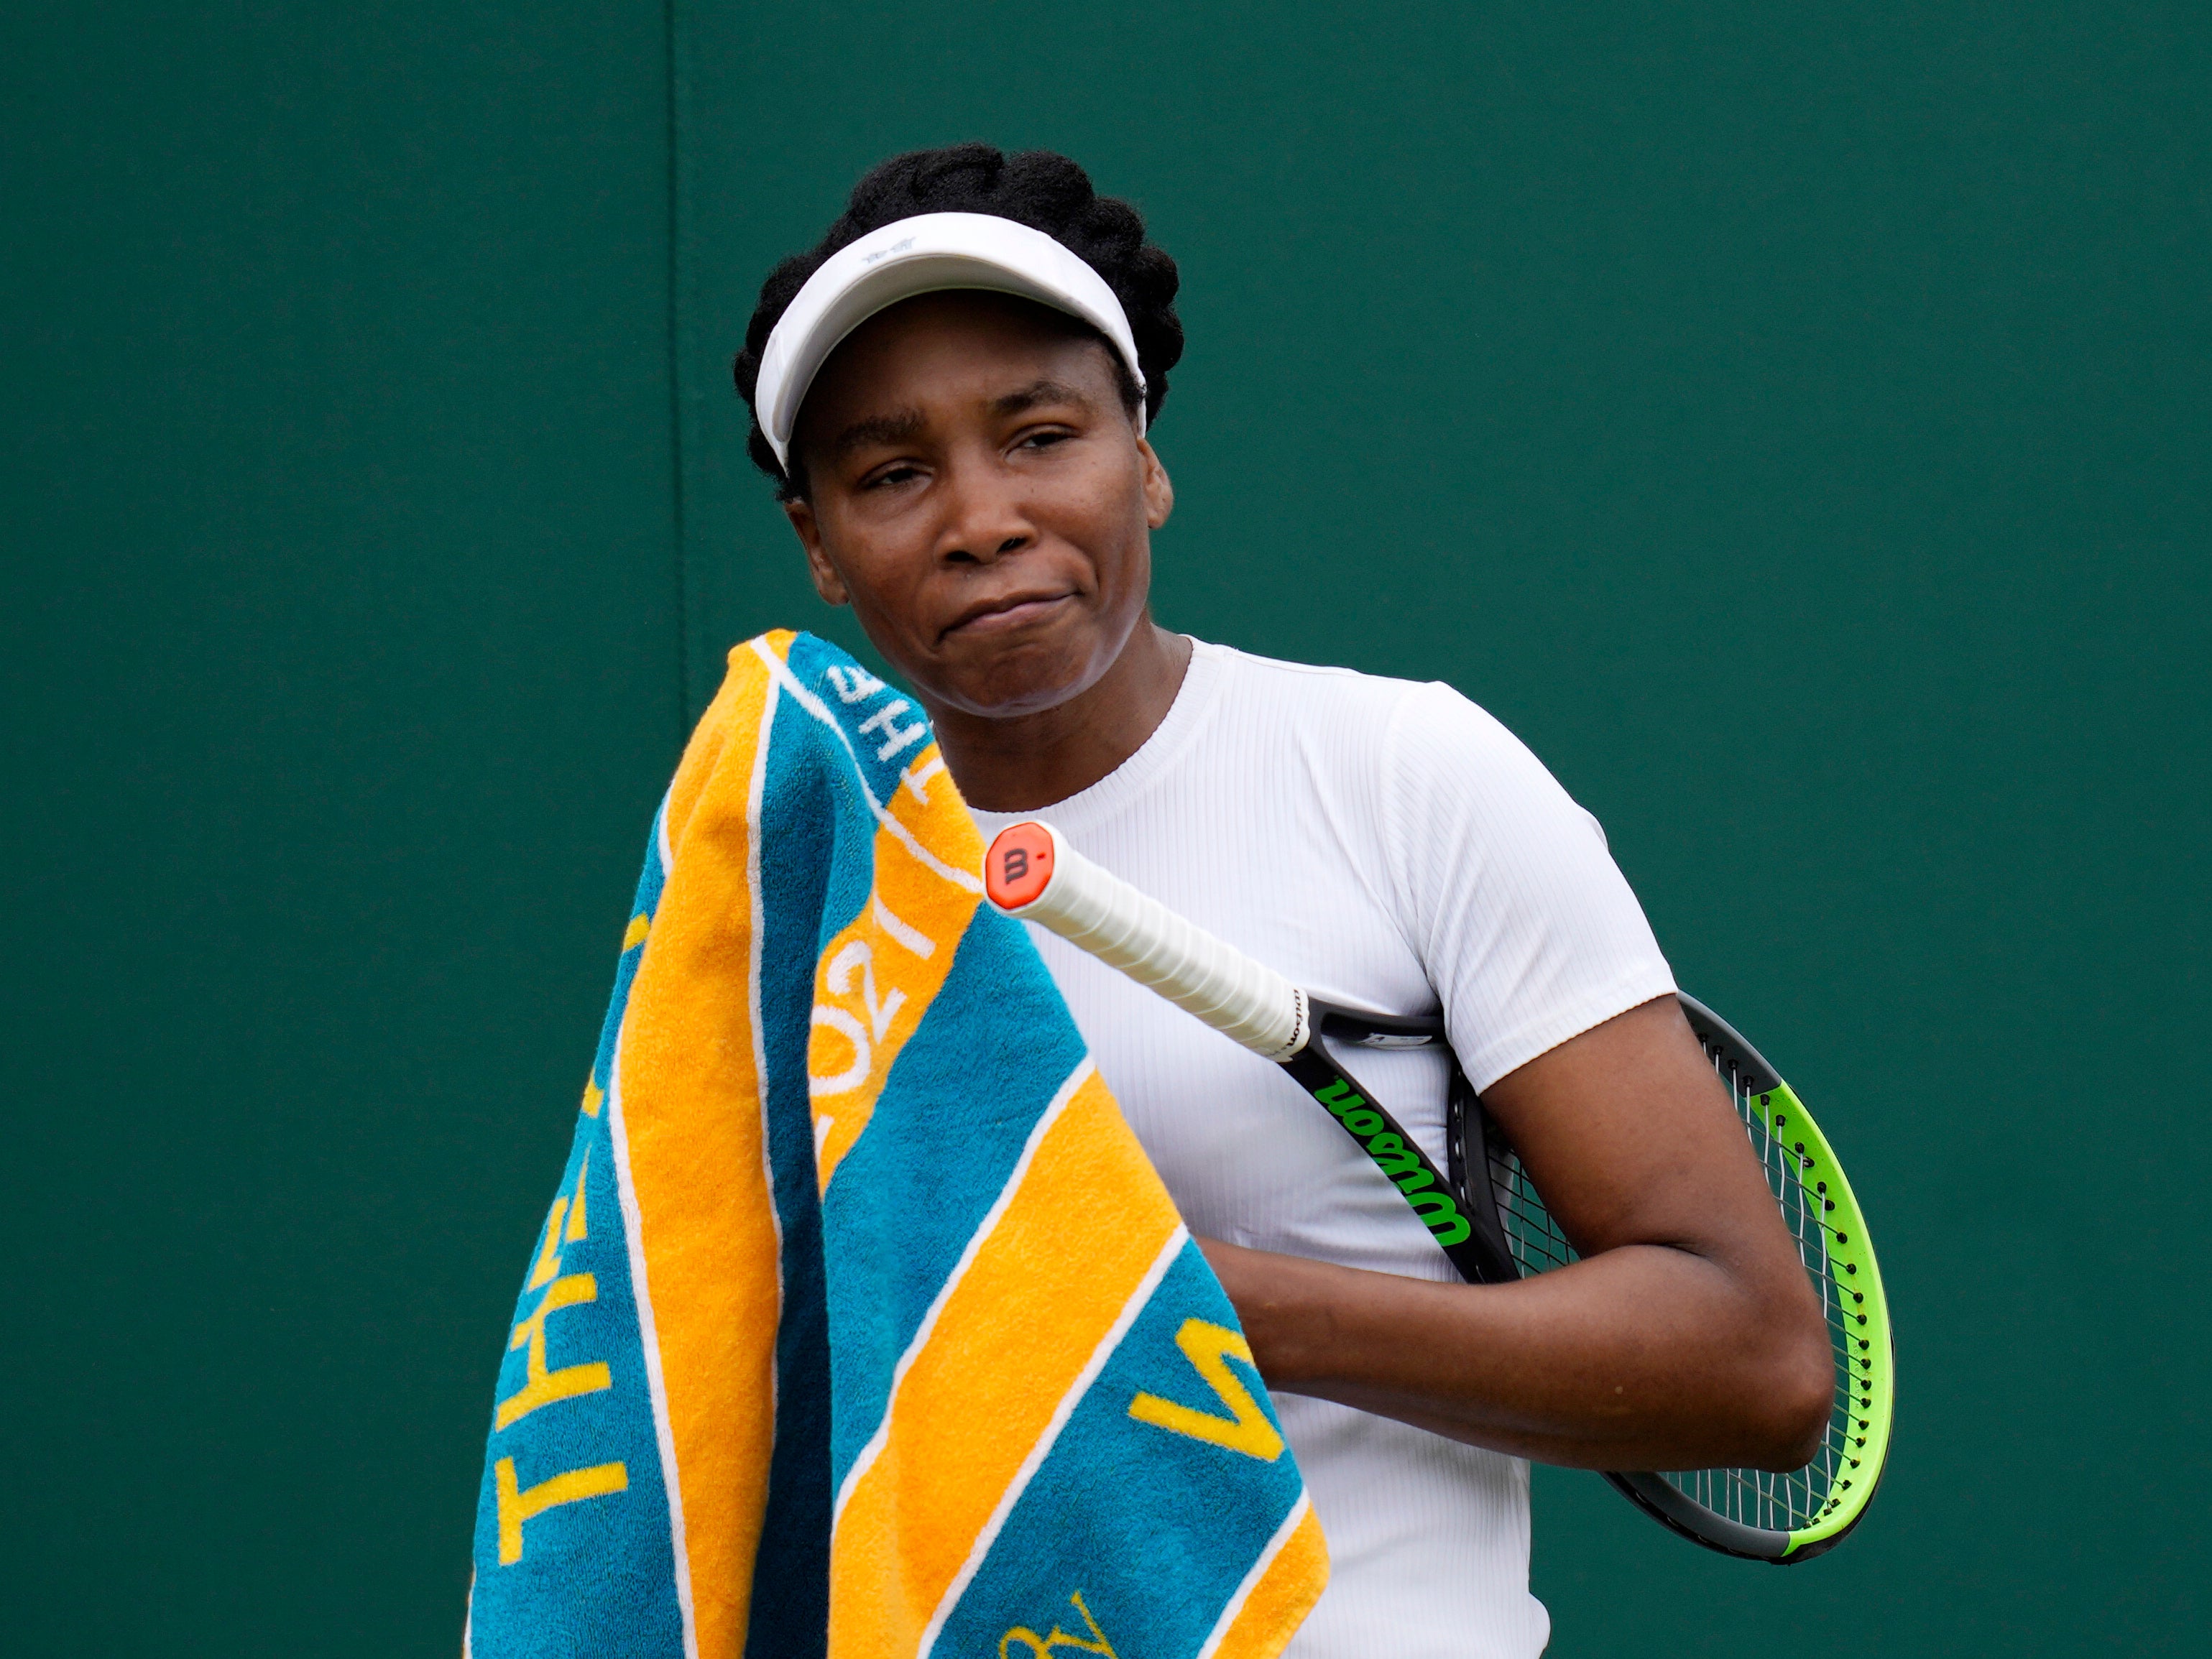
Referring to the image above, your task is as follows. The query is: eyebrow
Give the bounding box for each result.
[828,407,928,461]
[992,377,1095,417]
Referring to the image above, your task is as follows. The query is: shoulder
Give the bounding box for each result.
[1381,679,1580,808]
[1198,646,1616,882]
[1192,639,1427,734]
[1192,640,1548,790]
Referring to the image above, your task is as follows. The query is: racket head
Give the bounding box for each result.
[1473,993,1895,1561]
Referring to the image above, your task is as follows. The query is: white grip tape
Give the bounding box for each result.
[993,821,1310,1062]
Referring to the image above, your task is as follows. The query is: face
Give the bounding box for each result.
[783,290,1172,719]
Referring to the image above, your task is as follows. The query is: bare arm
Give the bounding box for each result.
[1199,995,1832,1472]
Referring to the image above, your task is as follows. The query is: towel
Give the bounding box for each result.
[465,631,1327,1659]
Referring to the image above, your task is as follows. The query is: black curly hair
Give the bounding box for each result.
[732,144,1183,499]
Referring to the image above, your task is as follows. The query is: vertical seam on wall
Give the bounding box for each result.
[665,0,691,735]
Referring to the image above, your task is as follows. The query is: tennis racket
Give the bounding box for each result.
[983,819,1894,1563]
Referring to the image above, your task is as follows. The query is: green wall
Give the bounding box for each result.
[4,3,683,1649]
[6,4,2204,1654]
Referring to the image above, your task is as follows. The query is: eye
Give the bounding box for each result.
[1015,428,1075,453]
[862,461,925,491]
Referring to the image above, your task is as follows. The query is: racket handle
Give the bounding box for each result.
[985,821,1310,1063]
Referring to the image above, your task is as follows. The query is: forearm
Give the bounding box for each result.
[1202,1237,1830,1472]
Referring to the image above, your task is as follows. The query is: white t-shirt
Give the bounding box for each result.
[972,639,1677,1659]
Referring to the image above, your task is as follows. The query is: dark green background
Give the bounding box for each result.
[6,3,2203,1653]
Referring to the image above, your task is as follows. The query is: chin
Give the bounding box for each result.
[936,632,1103,719]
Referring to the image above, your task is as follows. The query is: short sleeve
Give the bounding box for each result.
[1381,681,1677,1091]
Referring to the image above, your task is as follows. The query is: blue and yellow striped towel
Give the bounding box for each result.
[465,630,1327,1658]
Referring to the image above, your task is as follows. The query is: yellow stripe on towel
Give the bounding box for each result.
[827,1068,1181,1658]
[1203,1499,1330,1659]
[612,633,790,1659]
[809,752,983,1189]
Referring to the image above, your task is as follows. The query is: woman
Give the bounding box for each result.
[733,144,1828,1658]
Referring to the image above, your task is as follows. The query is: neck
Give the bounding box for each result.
[922,621,1192,813]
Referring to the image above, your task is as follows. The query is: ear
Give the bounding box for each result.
[1138,438,1175,530]
[783,498,851,606]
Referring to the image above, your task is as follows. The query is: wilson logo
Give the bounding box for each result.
[1315,1078,1472,1246]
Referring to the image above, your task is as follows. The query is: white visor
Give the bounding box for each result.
[752,211,1147,472]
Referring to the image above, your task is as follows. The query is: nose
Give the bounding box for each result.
[932,453,1036,566]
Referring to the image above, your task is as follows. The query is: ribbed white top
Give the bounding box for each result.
[973,640,1676,1659]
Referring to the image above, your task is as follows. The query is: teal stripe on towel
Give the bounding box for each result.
[819,910,1087,1497]
[745,692,834,1658]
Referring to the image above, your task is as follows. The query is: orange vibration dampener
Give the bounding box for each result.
[985,822,1055,911]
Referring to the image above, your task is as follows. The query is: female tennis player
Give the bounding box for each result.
[734,144,1831,1656]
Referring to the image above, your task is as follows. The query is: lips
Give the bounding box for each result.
[943,589,1075,639]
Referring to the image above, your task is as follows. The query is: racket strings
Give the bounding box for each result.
[1486,1040,1863,1533]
